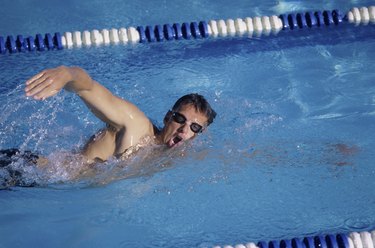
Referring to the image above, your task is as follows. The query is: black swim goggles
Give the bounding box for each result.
[172,112,204,133]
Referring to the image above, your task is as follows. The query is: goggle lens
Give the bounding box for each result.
[172,112,203,133]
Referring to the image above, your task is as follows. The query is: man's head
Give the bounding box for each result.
[161,93,216,148]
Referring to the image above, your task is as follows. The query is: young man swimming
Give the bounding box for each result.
[23,66,216,163]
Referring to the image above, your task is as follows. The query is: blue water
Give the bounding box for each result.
[1,0,375,247]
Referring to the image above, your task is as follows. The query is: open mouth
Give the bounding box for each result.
[169,135,183,147]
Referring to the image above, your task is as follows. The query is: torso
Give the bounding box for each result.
[82,122,156,163]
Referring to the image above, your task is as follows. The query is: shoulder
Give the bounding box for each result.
[114,97,152,129]
[120,111,154,138]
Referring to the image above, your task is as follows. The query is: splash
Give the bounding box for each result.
[0,141,191,189]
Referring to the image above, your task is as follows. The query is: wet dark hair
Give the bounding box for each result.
[171,93,217,126]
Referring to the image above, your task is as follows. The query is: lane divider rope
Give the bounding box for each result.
[213,230,375,248]
[0,6,373,54]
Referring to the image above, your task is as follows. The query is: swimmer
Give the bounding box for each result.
[23,65,216,163]
[1,66,216,187]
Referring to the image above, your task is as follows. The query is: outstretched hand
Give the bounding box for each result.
[25,66,72,100]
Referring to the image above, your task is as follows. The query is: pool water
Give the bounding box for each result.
[0,0,375,247]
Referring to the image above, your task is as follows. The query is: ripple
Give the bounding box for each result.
[345,218,375,230]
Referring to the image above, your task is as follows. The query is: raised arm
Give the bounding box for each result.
[24,66,150,130]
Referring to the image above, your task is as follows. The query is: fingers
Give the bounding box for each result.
[25,71,45,86]
[25,66,71,101]
[40,89,59,100]
[25,73,48,92]
[25,69,60,100]
[26,77,54,100]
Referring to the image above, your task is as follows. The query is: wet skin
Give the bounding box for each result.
[24,66,209,163]
[159,104,208,148]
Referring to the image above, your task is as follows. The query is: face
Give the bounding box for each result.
[162,104,208,148]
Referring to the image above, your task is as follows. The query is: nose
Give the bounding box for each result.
[177,123,190,134]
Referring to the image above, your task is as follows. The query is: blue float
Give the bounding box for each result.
[173,23,183,40]
[190,22,201,38]
[270,240,280,248]
[145,26,156,42]
[6,36,17,53]
[336,234,349,248]
[26,36,36,51]
[288,13,299,30]
[323,11,335,25]
[154,25,164,42]
[16,35,27,52]
[280,239,292,248]
[181,22,192,39]
[137,26,147,43]
[0,36,6,54]
[279,14,290,30]
[315,236,328,248]
[53,33,63,50]
[332,10,343,25]
[306,11,318,27]
[291,238,304,248]
[35,34,45,51]
[258,241,269,248]
[304,237,315,248]
[163,24,174,40]
[296,13,308,28]
[44,33,54,50]
[199,21,209,38]
[314,11,325,27]
[326,235,339,248]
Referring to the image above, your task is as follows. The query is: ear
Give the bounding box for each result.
[163,110,173,125]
